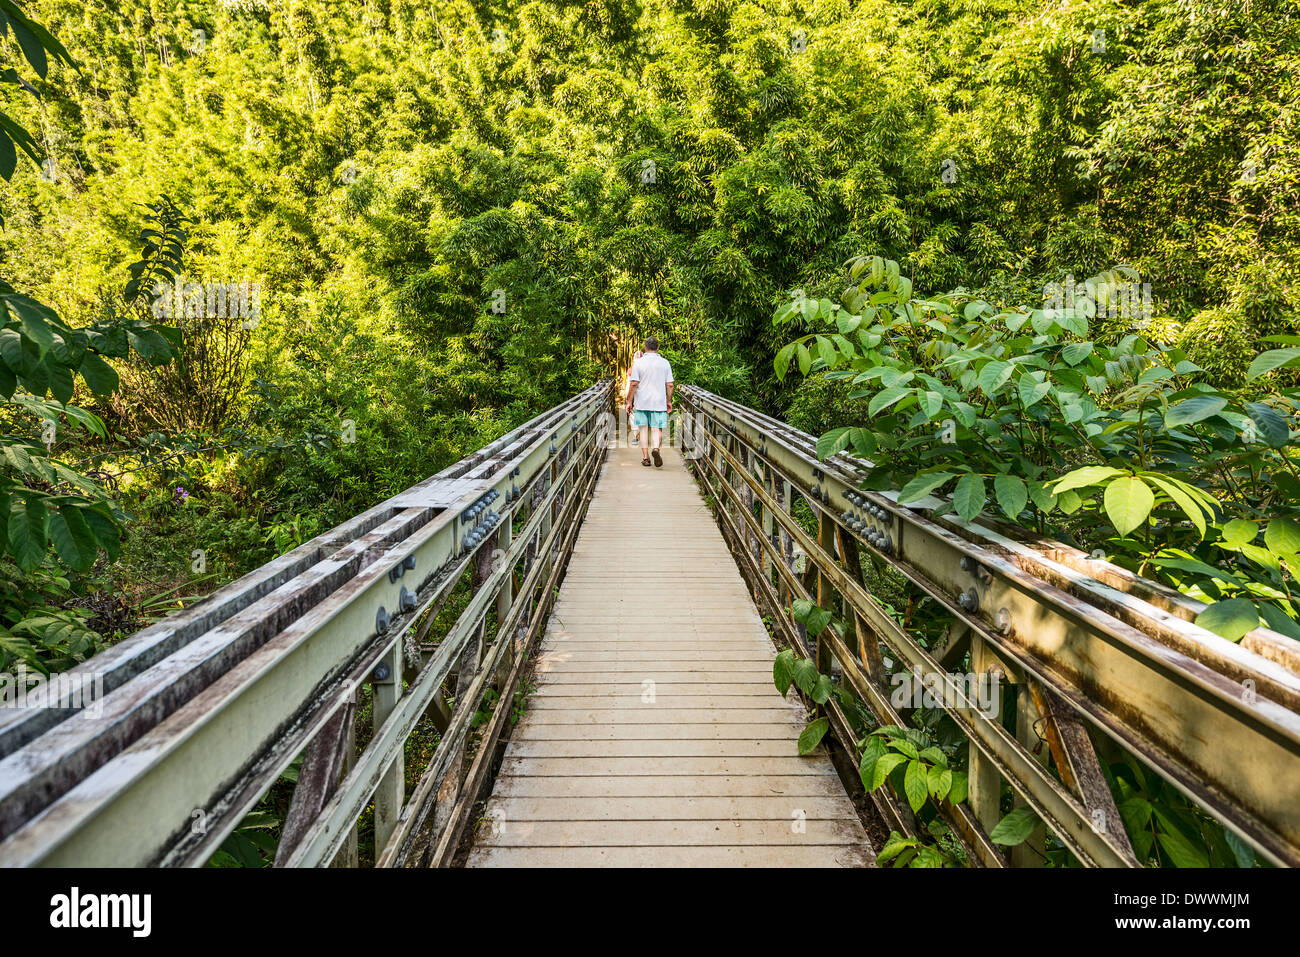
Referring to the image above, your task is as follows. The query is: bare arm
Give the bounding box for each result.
[625,380,639,414]
[666,380,674,413]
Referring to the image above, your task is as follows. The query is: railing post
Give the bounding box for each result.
[372,641,405,854]
[835,526,887,690]
[494,514,515,687]
[1011,682,1049,867]
[761,463,775,584]
[967,633,1003,836]
[816,511,835,677]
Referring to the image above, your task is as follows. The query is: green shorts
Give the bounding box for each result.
[631,410,668,429]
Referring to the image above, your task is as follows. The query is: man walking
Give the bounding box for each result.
[625,337,674,467]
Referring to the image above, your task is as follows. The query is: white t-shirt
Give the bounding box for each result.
[629,352,674,411]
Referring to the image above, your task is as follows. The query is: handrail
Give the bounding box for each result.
[678,384,1300,868]
[0,380,614,867]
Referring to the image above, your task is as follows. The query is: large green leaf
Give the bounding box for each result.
[7,494,48,570]
[46,504,97,571]
[1061,341,1093,366]
[976,359,1013,397]
[1103,476,1154,536]
[1017,373,1050,408]
[1143,475,1209,538]
[1245,402,1289,448]
[1052,465,1123,494]
[868,385,910,416]
[989,807,1039,846]
[792,658,820,696]
[858,736,889,787]
[797,717,829,755]
[1196,597,1260,642]
[953,472,986,522]
[1247,347,1300,379]
[903,760,929,813]
[993,474,1027,519]
[773,649,796,697]
[816,426,852,460]
[947,771,968,805]
[928,765,953,802]
[869,752,908,790]
[1156,828,1210,868]
[1164,395,1227,427]
[774,342,797,381]
[897,471,954,504]
[1265,517,1300,555]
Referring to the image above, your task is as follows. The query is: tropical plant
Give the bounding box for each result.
[775,254,1300,644]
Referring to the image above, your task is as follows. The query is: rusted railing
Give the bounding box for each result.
[678,384,1300,868]
[0,380,613,867]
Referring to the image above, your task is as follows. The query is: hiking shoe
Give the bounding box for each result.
[652,449,663,467]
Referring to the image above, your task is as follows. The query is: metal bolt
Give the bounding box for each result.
[958,590,979,612]
[375,606,391,634]
[372,661,392,682]
[400,585,417,612]
[995,607,1012,634]
[388,563,404,583]
[403,555,416,571]
[960,556,974,572]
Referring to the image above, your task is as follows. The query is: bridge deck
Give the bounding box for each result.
[467,445,874,867]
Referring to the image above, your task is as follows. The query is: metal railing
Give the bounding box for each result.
[5,377,1296,869]
[678,384,1300,868]
[0,381,613,867]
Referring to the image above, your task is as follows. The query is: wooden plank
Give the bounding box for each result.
[521,708,810,724]
[528,695,802,710]
[484,795,858,820]
[511,722,806,740]
[468,446,873,867]
[533,660,780,673]
[499,756,837,776]
[505,739,812,758]
[476,819,865,846]
[466,845,873,867]
[537,650,777,661]
[490,774,854,798]
[532,682,779,695]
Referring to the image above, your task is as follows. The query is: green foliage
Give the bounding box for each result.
[778,254,1300,644]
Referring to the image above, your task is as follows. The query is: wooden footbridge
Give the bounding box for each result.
[2,380,1299,868]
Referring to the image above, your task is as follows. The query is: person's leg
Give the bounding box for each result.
[651,412,665,466]
[632,410,650,463]
[650,429,663,466]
